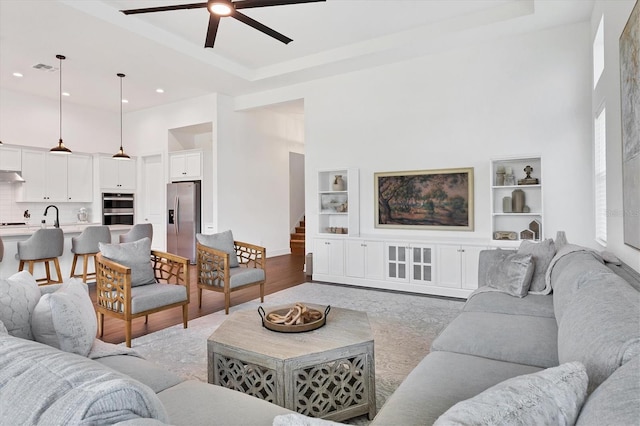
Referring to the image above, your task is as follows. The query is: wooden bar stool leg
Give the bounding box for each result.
[70,254,79,278]
[53,258,63,283]
[28,260,35,275]
[45,261,52,283]
[82,254,89,282]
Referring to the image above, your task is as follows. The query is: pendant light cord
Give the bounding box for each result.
[120,75,123,150]
[59,55,63,141]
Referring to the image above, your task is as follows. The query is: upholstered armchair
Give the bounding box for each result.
[95,238,189,347]
[196,230,266,314]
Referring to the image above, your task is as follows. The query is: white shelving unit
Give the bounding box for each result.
[317,168,359,237]
[490,156,543,243]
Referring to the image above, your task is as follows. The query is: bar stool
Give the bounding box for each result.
[70,225,111,283]
[17,228,64,285]
[119,223,153,243]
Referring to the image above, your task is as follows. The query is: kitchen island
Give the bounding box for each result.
[0,223,132,280]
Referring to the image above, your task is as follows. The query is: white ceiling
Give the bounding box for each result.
[0,0,594,114]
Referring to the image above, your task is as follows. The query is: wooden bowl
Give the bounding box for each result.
[258,305,331,333]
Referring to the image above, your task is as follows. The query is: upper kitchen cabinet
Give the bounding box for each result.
[17,150,68,202]
[0,146,21,171]
[67,154,93,202]
[169,150,202,181]
[99,156,136,191]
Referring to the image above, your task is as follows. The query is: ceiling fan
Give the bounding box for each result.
[121,0,326,48]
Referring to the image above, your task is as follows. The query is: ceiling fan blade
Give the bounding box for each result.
[234,0,325,10]
[204,15,220,48]
[231,10,292,44]
[121,2,207,15]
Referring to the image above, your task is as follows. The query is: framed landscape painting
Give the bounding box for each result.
[375,167,474,230]
[620,0,640,249]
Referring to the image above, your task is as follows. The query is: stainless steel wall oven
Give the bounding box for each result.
[102,193,134,225]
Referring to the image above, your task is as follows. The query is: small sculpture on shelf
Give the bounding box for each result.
[518,165,539,185]
[332,175,346,191]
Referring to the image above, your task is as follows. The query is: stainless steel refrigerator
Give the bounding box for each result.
[167,181,201,264]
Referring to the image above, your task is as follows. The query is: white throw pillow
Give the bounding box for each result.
[31,279,97,356]
[434,361,588,426]
[485,253,535,298]
[99,237,156,287]
[0,271,41,340]
[518,238,556,294]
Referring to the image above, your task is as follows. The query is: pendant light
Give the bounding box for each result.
[113,73,130,160]
[50,54,72,154]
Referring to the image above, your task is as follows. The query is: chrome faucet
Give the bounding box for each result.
[44,205,60,228]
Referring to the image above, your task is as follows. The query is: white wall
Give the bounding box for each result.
[591,0,640,271]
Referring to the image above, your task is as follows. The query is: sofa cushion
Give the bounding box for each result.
[31,279,97,356]
[0,333,169,424]
[576,355,640,426]
[100,237,157,287]
[370,351,542,426]
[434,361,588,426]
[431,311,558,368]
[557,276,640,392]
[0,270,40,340]
[197,230,239,268]
[96,355,184,393]
[485,253,535,297]
[464,289,555,318]
[517,238,556,294]
[158,380,293,426]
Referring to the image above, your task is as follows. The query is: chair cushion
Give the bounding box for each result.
[485,253,535,297]
[130,284,188,314]
[100,238,157,287]
[517,239,556,294]
[0,271,40,340]
[31,279,97,356]
[229,267,265,288]
[434,361,588,426]
[197,230,239,268]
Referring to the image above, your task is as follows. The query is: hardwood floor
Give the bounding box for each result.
[90,253,307,344]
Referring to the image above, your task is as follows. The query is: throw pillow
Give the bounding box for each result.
[99,237,156,287]
[0,270,41,340]
[485,253,535,297]
[31,279,97,356]
[0,319,7,334]
[434,361,588,426]
[518,238,556,294]
[197,230,239,268]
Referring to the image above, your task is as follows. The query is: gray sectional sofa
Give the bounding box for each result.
[372,243,640,425]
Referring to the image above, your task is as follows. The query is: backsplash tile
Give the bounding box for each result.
[0,183,96,225]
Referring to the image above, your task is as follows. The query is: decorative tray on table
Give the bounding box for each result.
[258,303,331,333]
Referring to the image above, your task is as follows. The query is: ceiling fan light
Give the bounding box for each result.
[209,1,232,16]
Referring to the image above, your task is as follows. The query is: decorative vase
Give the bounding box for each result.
[332,175,345,191]
[512,189,525,213]
[503,197,512,213]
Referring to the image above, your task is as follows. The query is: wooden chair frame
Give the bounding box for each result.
[196,241,266,314]
[95,250,190,347]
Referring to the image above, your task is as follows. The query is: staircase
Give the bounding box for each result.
[290,217,305,255]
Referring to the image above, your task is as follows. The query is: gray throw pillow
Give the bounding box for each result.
[518,239,556,294]
[486,253,535,297]
[434,361,588,426]
[99,237,156,287]
[31,279,97,357]
[0,271,41,340]
[197,230,239,268]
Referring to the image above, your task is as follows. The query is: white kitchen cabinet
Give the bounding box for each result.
[0,147,21,171]
[313,238,344,277]
[437,244,485,290]
[170,150,202,181]
[67,154,93,202]
[100,156,136,190]
[18,150,68,202]
[345,240,384,280]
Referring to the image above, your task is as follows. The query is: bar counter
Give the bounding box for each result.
[0,223,132,280]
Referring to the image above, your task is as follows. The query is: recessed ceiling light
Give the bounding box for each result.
[62,92,70,97]
[156,88,164,93]
[13,72,23,77]
[122,99,129,103]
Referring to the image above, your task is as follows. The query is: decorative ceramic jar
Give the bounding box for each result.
[512,189,525,213]
[332,175,345,191]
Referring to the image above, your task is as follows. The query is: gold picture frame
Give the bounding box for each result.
[375,167,474,230]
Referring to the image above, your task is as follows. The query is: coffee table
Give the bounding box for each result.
[207,304,376,421]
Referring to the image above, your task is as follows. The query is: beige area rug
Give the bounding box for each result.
[128,282,464,425]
